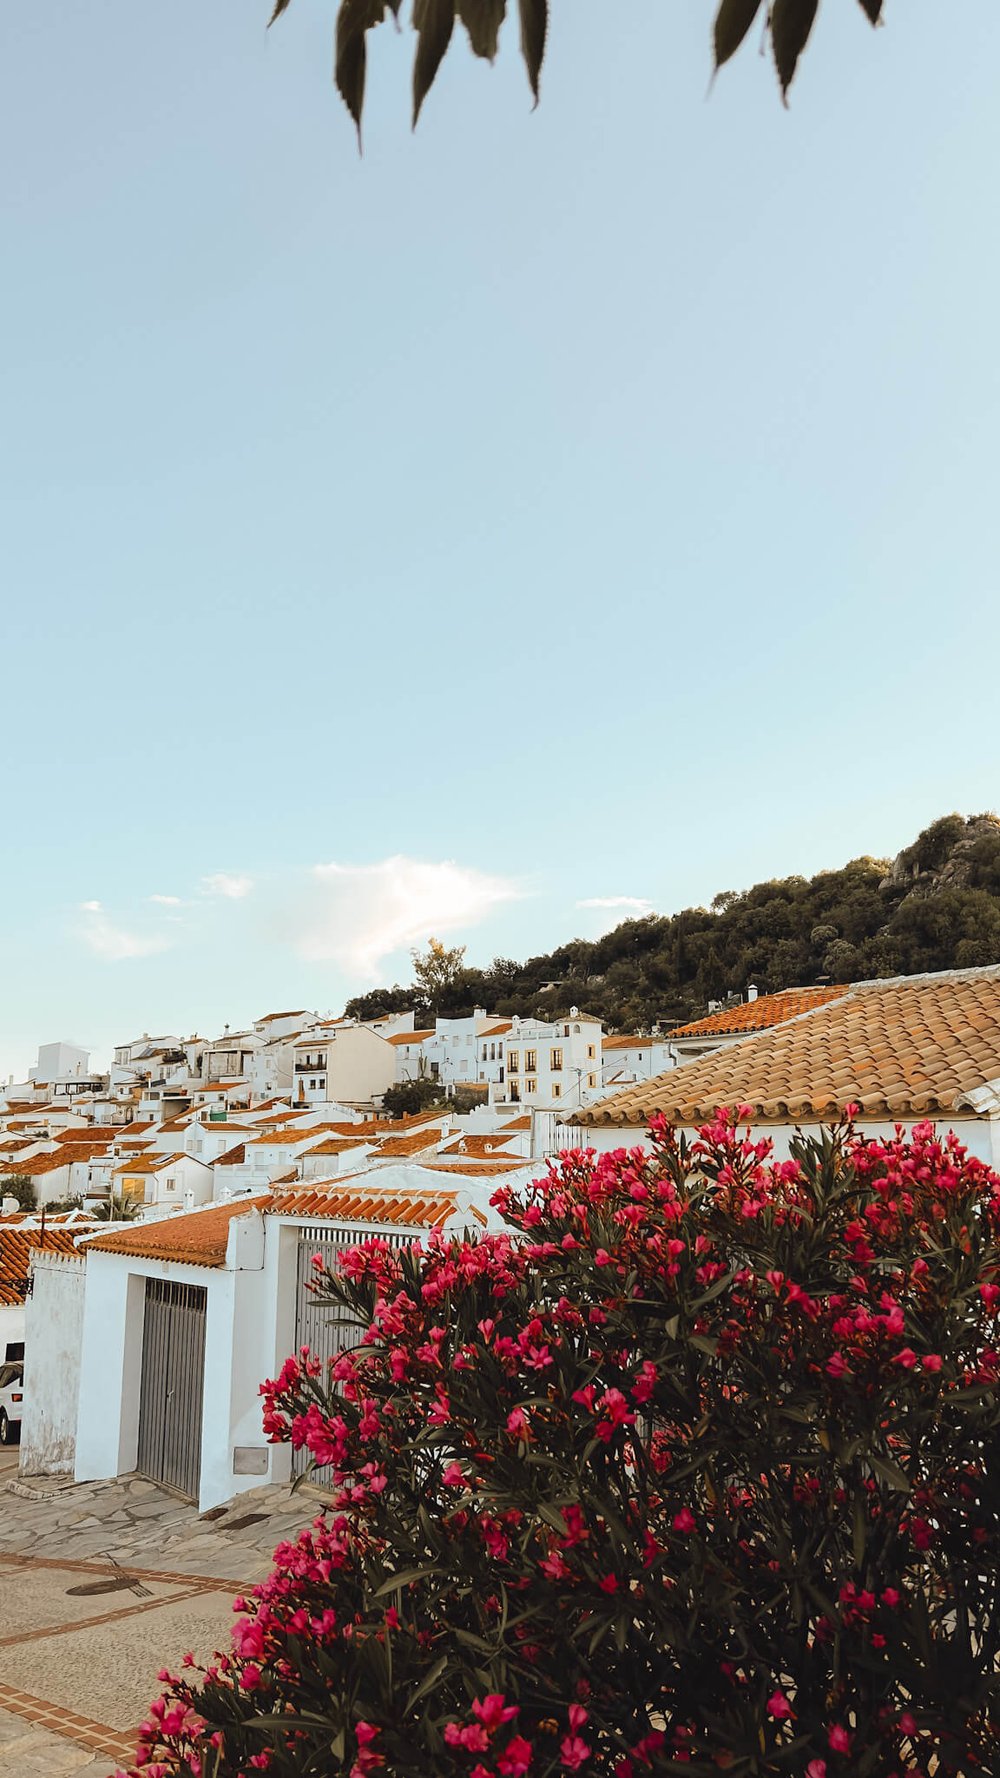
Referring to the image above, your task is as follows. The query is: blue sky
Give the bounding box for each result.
[2,1,998,1081]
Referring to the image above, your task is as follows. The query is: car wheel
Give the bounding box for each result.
[0,1411,9,1446]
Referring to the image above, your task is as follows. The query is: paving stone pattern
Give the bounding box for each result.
[0,1471,322,1774]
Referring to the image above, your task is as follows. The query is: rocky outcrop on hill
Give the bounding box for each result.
[882,814,1000,899]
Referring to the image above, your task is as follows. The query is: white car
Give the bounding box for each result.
[0,1361,23,1445]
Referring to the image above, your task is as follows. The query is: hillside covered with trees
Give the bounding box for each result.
[346,813,1000,1033]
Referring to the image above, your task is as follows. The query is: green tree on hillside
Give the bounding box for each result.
[411,938,467,1010]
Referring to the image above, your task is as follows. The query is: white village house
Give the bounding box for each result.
[67,1166,531,1511]
[571,965,1000,1167]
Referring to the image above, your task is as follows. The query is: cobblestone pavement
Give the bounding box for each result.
[0,1470,323,1774]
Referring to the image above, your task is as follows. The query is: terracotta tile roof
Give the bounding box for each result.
[195,1122,255,1136]
[112,1152,186,1176]
[0,1139,33,1154]
[481,1021,513,1037]
[437,1134,523,1159]
[375,1127,445,1159]
[0,1229,82,1305]
[603,1033,660,1051]
[423,1157,531,1176]
[360,1111,447,1134]
[269,1181,464,1227]
[53,1126,126,1144]
[293,1120,364,1136]
[213,1143,247,1166]
[579,967,1000,1128]
[34,1139,112,1164]
[304,1137,370,1156]
[257,1010,310,1023]
[0,1151,71,1178]
[86,1196,270,1268]
[248,1129,323,1148]
[386,1029,435,1046]
[668,985,850,1040]
[501,1116,531,1132]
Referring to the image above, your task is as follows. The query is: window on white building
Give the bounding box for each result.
[588,1074,596,1089]
[508,1051,519,1074]
[587,1045,596,1060]
[525,1050,537,1074]
[551,1048,563,1071]
[526,1078,537,1094]
[552,1083,561,1098]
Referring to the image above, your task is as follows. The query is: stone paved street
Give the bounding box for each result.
[0,1470,323,1774]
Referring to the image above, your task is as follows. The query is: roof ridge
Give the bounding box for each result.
[847,962,1000,992]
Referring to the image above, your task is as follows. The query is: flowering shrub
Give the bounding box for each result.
[125,1114,1000,1777]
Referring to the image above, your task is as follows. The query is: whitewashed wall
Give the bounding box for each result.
[19,1248,86,1474]
[560,1114,999,1168]
[75,1210,289,1513]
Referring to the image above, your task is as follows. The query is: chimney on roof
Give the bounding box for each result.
[746,984,758,1003]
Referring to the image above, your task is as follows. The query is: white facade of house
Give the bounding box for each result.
[291,1023,395,1109]
[73,1172,509,1511]
[422,1013,492,1089]
[502,1012,603,1112]
[601,1036,676,1088]
[388,1029,437,1083]
[299,1139,375,1178]
[31,1041,91,1087]
[20,1247,87,1475]
[113,1152,213,1214]
[75,1210,282,1512]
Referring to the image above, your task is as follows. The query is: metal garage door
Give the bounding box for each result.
[291,1225,414,1478]
[136,1278,207,1500]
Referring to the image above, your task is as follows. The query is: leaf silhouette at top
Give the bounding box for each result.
[713,0,764,71]
[413,0,456,124]
[335,0,389,139]
[269,0,897,137]
[518,0,547,104]
[770,0,820,101]
[457,0,507,61]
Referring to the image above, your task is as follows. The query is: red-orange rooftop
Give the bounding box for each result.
[668,985,850,1040]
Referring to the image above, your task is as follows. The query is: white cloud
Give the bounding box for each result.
[577,895,654,914]
[291,856,521,977]
[201,872,254,900]
[148,893,183,906]
[79,904,171,962]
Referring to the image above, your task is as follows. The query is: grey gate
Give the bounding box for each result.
[136,1278,207,1500]
[291,1223,415,1479]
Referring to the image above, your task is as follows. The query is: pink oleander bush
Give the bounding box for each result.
[125,1112,1000,1777]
